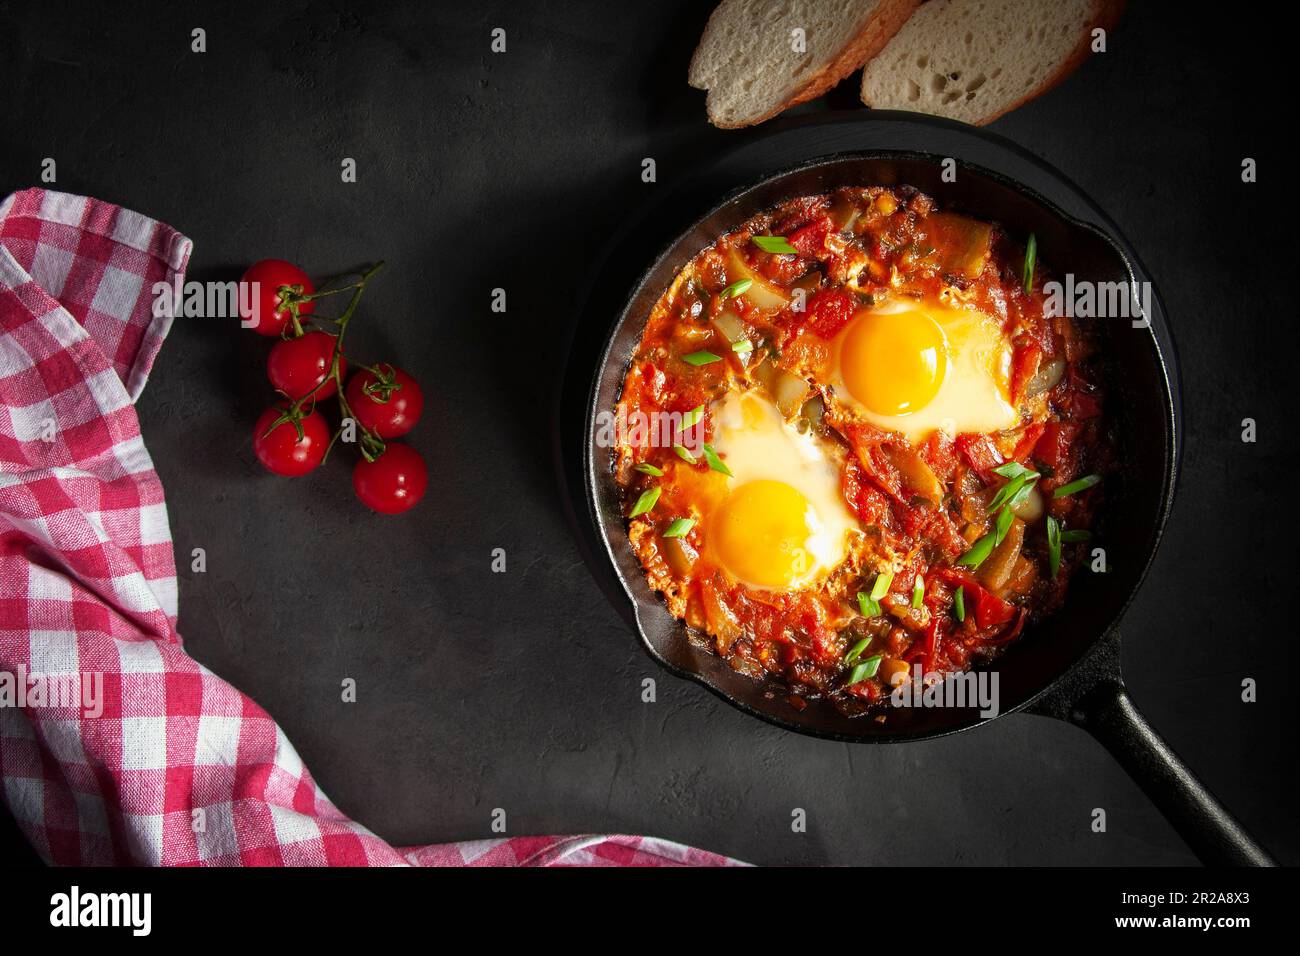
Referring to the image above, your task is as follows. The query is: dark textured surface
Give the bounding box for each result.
[1,2,1294,865]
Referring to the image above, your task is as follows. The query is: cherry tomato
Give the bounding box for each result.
[252,405,329,476]
[239,259,315,337]
[345,365,424,438]
[268,331,345,401]
[352,444,427,514]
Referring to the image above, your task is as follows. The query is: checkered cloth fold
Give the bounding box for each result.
[0,188,740,867]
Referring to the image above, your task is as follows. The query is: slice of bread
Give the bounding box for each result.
[859,0,1125,125]
[690,0,921,129]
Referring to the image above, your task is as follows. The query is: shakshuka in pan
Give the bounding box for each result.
[611,186,1113,717]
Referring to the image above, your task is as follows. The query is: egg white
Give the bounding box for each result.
[828,297,1017,443]
[706,390,859,589]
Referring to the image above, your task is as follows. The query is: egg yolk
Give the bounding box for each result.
[840,308,949,416]
[710,479,818,589]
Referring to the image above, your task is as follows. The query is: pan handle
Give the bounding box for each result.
[1069,679,1275,866]
[1030,633,1275,866]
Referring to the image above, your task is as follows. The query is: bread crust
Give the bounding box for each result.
[860,0,1126,126]
[692,0,921,129]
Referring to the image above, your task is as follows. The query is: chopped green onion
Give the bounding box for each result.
[869,570,894,602]
[844,637,871,666]
[989,473,1033,513]
[702,443,732,477]
[911,576,925,608]
[720,278,752,299]
[751,235,798,254]
[679,405,703,430]
[663,517,695,538]
[992,461,1039,480]
[1060,529,1092,543]
[1006,479,1037,511]
[731,339,753,354]
[628,486,661,518]
[682,350,722,366]
[1022,233,1037,294]
[673,444,697,464]
[634,462,664,477]
[1052,474,1101,499]
[1046,515,1062,578]
[956,533,996,568]
[856,591,881,618]
[953,586,966,623]
[847,655,884,684]
[994,505,1015,545]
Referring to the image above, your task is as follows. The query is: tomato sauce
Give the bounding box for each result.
[612,186,1113,717]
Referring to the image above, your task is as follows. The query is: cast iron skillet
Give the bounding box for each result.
[580,149,1273,867]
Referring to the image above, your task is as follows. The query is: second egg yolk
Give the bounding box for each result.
[709,479,818,589]
[840,308,949,416]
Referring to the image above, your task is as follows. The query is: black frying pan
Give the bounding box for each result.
[573,140,1274,867]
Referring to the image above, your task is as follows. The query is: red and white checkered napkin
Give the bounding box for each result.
[0,188,742,867]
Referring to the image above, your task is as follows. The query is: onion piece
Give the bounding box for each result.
[799,395,825,432]
[726,247,790,311]
[978,518,1025,592]
[773,370,810,419]
[661,536,697,577]
[1026,358,1066,398]
[711,309,746,343]
[882,444,943,506]
[700,581,741,654]
[1011,483,1044,522]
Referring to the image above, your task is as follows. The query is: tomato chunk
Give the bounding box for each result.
[1033,422,1079,473]
[1009,343,1043,405]
[955,433,1004,484]
[788,215,832,257]
[804,287,856,339]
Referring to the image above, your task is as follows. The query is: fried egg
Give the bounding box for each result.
[704,390,858,590]
[828,296,1016,443]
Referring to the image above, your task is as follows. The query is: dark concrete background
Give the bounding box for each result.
[1,1,1294,866]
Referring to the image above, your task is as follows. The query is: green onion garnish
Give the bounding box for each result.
[673,444,697,464]
[683,350,722,366]
[989,473,1034,513]
[751,235,798,255]
[731,339,753,354]
[679,405,703,430]
[663,517,695,538]
[1046,515,1062,578]
[847,655,884,684]
[957,533,996,568]
[994,505,1015,545]
[869,570,894,602]
[844,637,871,666]
[1022,233,1037,294]
[1006,478,1037,511]
[857,591,881,618]
[1052,474,1101,499]
[953,586,966,623]
[628,486,661,518]
[702,443,732,477]
[992,461,1039,480]
[911,576,925,608]
[1060,529,1092,543]
[635,462,664,477]
[720,278,752,299]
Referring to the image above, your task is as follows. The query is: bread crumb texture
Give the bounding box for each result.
[691,0,917,128]
[861,0,1120,125]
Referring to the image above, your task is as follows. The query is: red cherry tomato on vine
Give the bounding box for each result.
[345,365,424,438]
[268,331,344,401]
[352,444,427,514]
[252,405,329,477]
[239,259,315,337]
